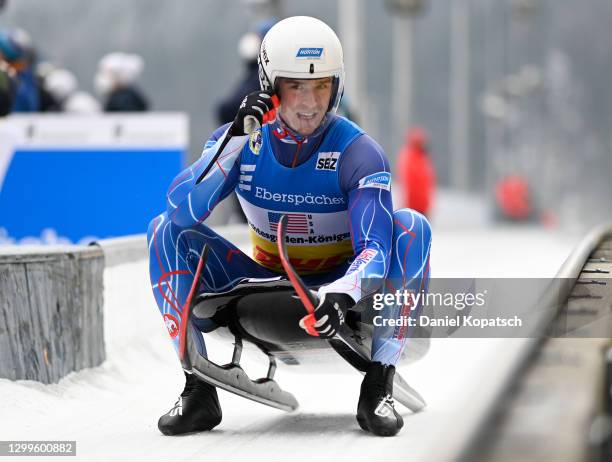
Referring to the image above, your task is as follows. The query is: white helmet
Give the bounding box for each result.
[258,16,345,114]
[45,69,77,102]
[95,52,144,95]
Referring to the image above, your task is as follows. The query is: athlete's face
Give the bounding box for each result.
[277,77,332,136]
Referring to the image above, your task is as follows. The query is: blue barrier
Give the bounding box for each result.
[0,114,187,244]
[0,148,182,243]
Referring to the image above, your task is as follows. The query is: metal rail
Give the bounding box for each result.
[462,221,612,462]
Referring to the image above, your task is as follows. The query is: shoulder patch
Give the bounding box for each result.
[249,130,263,155]
[316,152,340,171]
[358,172,391,191]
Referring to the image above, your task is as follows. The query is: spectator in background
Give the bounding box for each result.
[36,61,63,111]
[95,52,149,112]
[44,68,100,114]
[0,58,13,115]
[0,3,14,114]
[494,174,533,221]
[396,126,436,217]
[216,19,277,124]
[0,28,39,112]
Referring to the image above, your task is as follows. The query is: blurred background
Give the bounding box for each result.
[2,3,612,459]
[1,0,612,243]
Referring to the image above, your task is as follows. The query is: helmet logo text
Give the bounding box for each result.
[296,47,324,59]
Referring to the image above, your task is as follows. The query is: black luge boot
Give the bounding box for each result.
[158,372,222,435]
[356,362,404,437]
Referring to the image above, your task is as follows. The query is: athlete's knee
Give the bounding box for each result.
[392,208,432,244]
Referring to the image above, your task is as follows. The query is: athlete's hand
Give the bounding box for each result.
[232,90,279,136]
[299,293,353,338]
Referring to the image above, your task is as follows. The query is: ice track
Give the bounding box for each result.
[0,201,579,461]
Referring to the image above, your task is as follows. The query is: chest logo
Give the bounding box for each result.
[239,164,256,191]
[249,130,263,155]
[316,152,340,171]
[268,212,311,234]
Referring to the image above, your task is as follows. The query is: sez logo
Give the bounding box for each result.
[296,47,324,58]
[316,152,340,171]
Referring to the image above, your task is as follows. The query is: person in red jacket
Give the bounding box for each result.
[494,174,532,221]
[396,126,436,217]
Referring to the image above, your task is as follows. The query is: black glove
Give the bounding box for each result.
[232,90,279,136]
[300,293,354,339]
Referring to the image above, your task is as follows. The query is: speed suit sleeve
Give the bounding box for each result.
[166,123,247,227]
[318,134,394,303]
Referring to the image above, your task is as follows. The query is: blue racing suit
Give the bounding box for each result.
[147,114,432,365]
